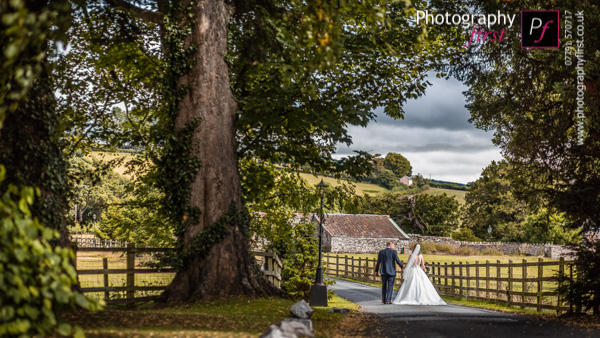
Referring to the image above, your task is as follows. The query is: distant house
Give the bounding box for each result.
[314,213,410,253]
[400,175,413,186]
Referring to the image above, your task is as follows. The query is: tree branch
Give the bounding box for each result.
[105,0,163,24]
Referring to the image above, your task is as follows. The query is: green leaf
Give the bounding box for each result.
[56,322,72,336]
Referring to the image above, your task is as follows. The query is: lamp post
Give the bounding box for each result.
[487,225,492,241]
[309,179,328,307]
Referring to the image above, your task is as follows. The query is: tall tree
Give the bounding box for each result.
[383,152,412,178]
[359,192,459,236]
[449,0,600,233]
[462,161,528,241]
[72,0,463,303]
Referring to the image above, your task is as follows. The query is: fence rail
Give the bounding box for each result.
[324,254,574,313]
[75,244,282,305]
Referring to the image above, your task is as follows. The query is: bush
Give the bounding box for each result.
[280,221,334,301]
[452,227,482,242]
[480,248,504,256]
[0,168,101,336]
[433,243,454,253]
[557,239,600,314]
[455,246,476,256]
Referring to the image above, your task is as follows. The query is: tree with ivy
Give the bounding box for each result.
[0,1,100,336]
[62,0,464,303]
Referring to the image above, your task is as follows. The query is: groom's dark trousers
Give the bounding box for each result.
[375,247,404,303]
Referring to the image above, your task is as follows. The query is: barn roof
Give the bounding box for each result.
[317,214,410,239]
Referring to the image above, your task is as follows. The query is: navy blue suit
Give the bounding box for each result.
[375,247,404,303]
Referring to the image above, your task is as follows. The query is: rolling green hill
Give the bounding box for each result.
[422,187,466,204]
[298,172,467,203]
[298,173,392,195]
[88,152,468,202]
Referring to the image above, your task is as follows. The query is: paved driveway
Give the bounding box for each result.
[329,278,600,338]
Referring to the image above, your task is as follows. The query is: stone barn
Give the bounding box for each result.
[315,213,410,253]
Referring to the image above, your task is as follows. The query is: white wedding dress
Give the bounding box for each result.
[393,244,446,305]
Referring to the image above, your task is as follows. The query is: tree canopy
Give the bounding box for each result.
[383,152,412,178]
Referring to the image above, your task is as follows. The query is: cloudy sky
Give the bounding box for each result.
[335,76,504,184]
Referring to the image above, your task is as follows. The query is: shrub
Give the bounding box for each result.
[280,221,334,301]
[0,168,101,337]
[557,239,600,314]
[455,246,476,256]
[433,243,454,253]
[481,248,504,256]
[452,227,482,242]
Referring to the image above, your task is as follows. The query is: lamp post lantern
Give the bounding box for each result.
[309,179,328,307]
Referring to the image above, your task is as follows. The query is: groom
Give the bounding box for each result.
[375,241,404,304]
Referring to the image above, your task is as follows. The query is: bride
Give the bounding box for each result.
[393,244,446,305]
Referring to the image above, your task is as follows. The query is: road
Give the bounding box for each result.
[329,278,600,338]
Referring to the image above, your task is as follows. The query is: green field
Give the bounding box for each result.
[298,172,391,195]
[88,151,136,177]
[423,187,467,204]
[88,152,468,201]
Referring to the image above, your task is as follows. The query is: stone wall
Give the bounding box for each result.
[328,236,409,254]
[407,234,576,259]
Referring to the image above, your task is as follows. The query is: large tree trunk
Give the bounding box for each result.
[160,0,274,303]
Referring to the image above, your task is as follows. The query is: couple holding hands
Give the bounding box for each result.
[375,242,446,305]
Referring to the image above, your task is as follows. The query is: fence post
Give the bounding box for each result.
[345,255,348,278]
[508,260,513,306]
[569,264,574,314]
[127,243,135,306]
[459,262,464,298]
[465,262,470,299]
[522,259,527,308]
[444,263,448,294]
[336,255,340,277]
[475,261,479,298]
[358,257,362,281]
[537,258,543,312]
[103,258,109,301]
[451,262,455,296]
[486,260,490,300]
[267,255,274,285]
[496,260,501,301]
[557,257,564,314]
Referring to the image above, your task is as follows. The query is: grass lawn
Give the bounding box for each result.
[63,294,368,337]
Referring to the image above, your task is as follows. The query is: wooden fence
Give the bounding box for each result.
[324,254,575,313]
[71,233,128,248]
[75,244,282,305]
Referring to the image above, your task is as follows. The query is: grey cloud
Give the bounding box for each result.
[376,76,473,131]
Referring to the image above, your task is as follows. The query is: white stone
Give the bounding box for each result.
[280,318,314,338]
[290,299,314,319]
